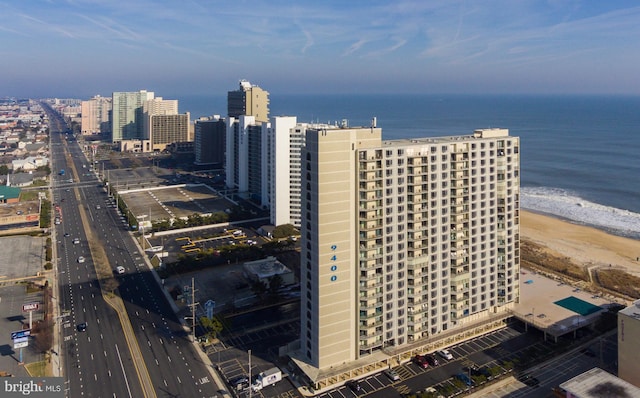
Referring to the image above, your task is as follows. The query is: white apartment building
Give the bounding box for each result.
[81,95,111,135]
[298,127,520,374]
[226,115,263,198]
[264,116,340,227]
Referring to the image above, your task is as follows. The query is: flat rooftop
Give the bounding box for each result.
[513,269,614,337]
[560,367,640,398]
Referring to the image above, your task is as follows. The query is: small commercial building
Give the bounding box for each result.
[243,256,294,285]
[559,367,640,397]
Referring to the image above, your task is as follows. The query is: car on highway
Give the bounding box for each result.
[438,349,454,360]
[77,256,85,263]
[95,204,101,209]
[412,354,429,369]
[116,266,125,274]
[383,368,400,381]
[76,322,87,332]
[518,374,540,387]
[63,232,70,237]
[73,238,80,244]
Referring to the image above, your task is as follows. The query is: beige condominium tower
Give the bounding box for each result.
[298,126,520,379]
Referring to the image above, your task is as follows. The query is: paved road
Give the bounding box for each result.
[46,104,222,397]
[47,106,146,397]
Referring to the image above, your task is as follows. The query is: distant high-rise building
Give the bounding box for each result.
[81,95,111,135]
[148,113,191,152]
[194,116,226,166]
[227,80,269,123]
[298,127,520,375]
[111,90,154,143]
[225,115,263,200]
[224,80,269,202]
[142,98,178,139]
[265,116,340,227]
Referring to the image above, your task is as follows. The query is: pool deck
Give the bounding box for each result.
[514,269,615,339]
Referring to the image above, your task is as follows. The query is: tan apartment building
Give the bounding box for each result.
[618,300,640,388]
[227,80,270,123]
[81,95,111,135]
[297,127,520,383]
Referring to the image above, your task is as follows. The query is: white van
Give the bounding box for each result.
[116,266,125,274]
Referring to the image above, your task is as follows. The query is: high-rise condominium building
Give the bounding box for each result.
[227,80,269,123]
[81,95,111,135]
[618,300,640,388]
[148,113,191,152]
[194,116,226,166]
[111,90,155,143]
[225,115,263,198]
[299,127,520,371]
[142,97,178,138]
[265,116,340,227]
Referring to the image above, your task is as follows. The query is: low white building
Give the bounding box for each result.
[243,256,295,285]
[11,156,49,171]
[559,367,640,397]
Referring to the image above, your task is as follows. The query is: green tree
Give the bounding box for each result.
[272,224,298,239]
[268,274,284,297]
[0,165,9,175]
[250,280,267,298]
[199,316,223,339]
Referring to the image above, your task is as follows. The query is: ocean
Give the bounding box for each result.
[178,94,640,239]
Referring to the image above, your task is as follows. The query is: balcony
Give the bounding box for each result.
[359,221,383,231]
[451,272,469,283]
[360,300,383,311]
[450,188,469,198]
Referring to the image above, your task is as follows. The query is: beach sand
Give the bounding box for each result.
[520,210,640,277]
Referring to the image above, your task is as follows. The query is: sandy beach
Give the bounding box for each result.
[520,210,640,277]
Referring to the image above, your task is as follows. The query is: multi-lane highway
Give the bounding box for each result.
[45,104,221,397]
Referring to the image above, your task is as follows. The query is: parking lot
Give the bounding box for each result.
[310,320,616,398]
[120,184,234,223]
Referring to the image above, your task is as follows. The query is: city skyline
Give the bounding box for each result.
[1,1,640,98]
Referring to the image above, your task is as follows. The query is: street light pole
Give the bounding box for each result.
[248,349,252,398]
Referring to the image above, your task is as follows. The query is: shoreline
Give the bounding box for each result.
[520,210,640,277]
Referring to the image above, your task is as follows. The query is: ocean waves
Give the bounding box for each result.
[521,187,640,239]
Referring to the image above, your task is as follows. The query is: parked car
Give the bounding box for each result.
[455,373,473,386]
[345,380,362,394]
[412,354,429,369]
[383,368,400,381]
[466,366,492,380]
[438,349,454,360]
[228,375,249,391]
[426,354,439,366]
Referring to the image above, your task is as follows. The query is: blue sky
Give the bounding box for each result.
[1,1,639,98]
